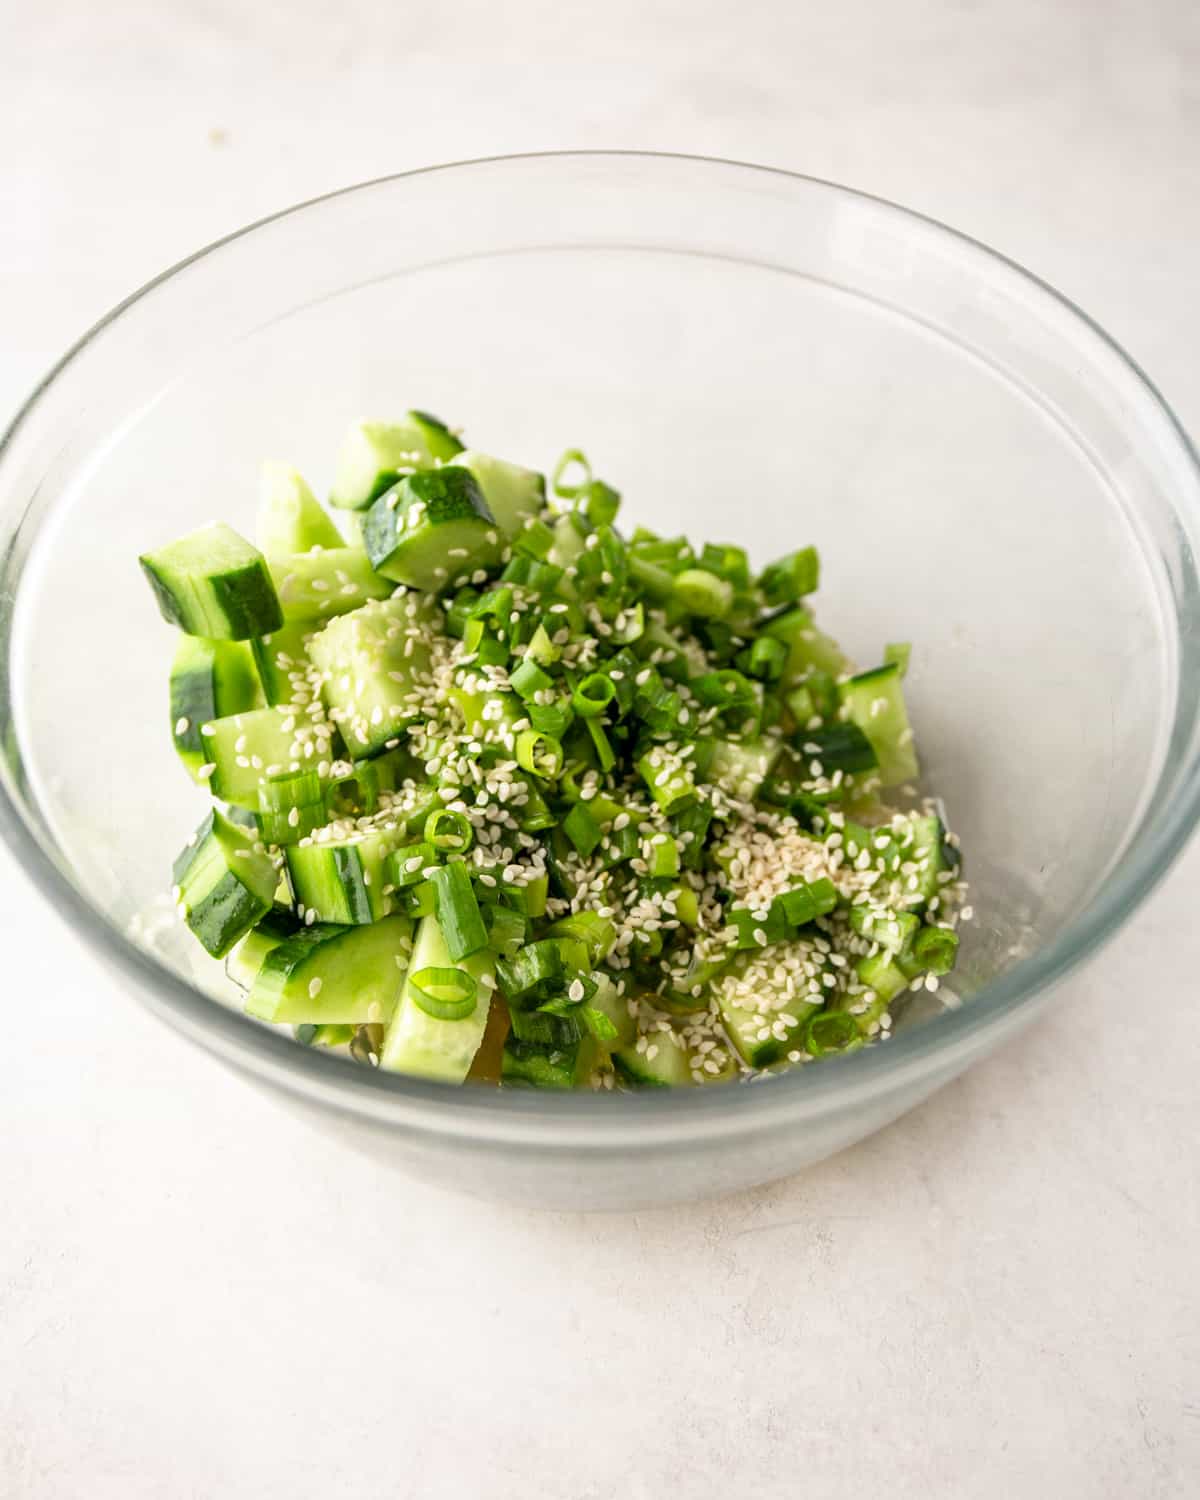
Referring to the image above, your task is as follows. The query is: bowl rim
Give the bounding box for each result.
[3,148,1199,1143]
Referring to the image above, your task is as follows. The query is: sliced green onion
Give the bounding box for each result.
[410,966,478,1021]
[849,905,919,954]
[552,448,592,498]
[423,808,474,853]
[585,717,616,773]
[402,879,436,919]
[699,542,752,589]
[509,657,555,702]
[646,834,681,879]
[526,699,574,739]
[674,568,733,619]
[485,903,528,955]
[516,729,563,779]
[804,1010,862,1056]
[743,636,787,682]
[774,877,839,930]
[584,479,621,527]
[572,672,616,717]
[758,545,820,606]
[562,801,602,858]
[907,924,959,976]
[884,641,912,678]
[549,911,616,964]
[637,753,696,815]
[389,840,438,889]
[509,1006,585,1047]
[429,861,488,960]
[514,516,556,561]
[526,622,560,666]
[582,1006,619,1043]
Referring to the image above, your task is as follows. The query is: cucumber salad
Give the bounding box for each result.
[140,410,969,1090]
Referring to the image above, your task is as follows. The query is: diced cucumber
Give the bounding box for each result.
[268,547,392,622]
[250,620,315,707]
[225,905,301,989]
[169,636,261,782]
[329,413,464,511]
[200,706,335,808]
[704,736,781,801]
[140,523,283,640]
[546,512,588,574]
[613,1026,694,1087]
[285,825,403,925]
[763,607,850,684]
[172,809,279,958]
[379,913,497,1082]
[256,769,326,846]
[838,663,919,787]
[901,813,959,910]
[308,594,441,759]
[363,468,502,590]
[257,462,344,555]
[717,984,822,1068]
[501,1034,599,1089]
[246,913,413,1025]
[587,973,636,1052]
[452,449,545,538]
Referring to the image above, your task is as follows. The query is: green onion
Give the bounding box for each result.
[526,699,574,739]
[849,905,919,954]
[516,729,563,779]
[674,568,733,619]
[514,516,555,561]
[646,834,681,879]
[884,641,912,678]
[904,925,959,976]
[485,904,528,956]
[637,753,696,815]
[388,841,438,889]
[562,801,602,858]
[548,911,616,964]
[726,904,789,950]
[552,448,592,498]
[509,657,555,702]
[774,877,839,929]
[410,966,478,1021]
[516,776,557,832]
[758,546,820,606]
[804,1010,862,1056]
[585,717,617,773]
[508,1006,585,1047]
[572,672,616,717]
[743,636,787,682]
[496,938,587,1005]
[443,588,479,637]
[581,1006,619,1042]
[699,542,752,589]
[423,808,474,853]
[401,879,436,919]
[429,862,488,960]
[526,623,561,666]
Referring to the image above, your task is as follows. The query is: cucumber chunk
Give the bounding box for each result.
[379,913,497,1082]
[838,663,919,787]
[613,1026,694,1087]
[285,825,403,925]
[225,905,302,989]
[257,462,344,555]
[268,547,392,622]
[363,468,502,590]
[173,809,279,958]
[140,523,283,640]
[169,636,261,782]
[247,913,413,1025]
[329,413,463,511]
[452,450,545,539]
[250,619,316,706]
[200,706,336,808]
[308,594,441,759]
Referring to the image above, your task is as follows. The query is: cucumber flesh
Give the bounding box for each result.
[363,467,502,590]
[379,913,496,1082]
[226,905,301,989]
[285,825,403,925]
[308,594,442,759]
[268,547,392,623]
[452,449,545,538]
[329,414,463,511]
[140,524,283,640]
[838,663,919,787]
[172,809,279,958]
[247,913,413,1025]
[257,462,344,555]
[170,636,261,781]
[614,1026,694,1086]
[250,619,316,707]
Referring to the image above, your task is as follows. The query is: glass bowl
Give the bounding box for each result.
[3,152,1199,1210]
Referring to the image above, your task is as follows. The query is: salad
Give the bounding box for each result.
[140,411,968,1089]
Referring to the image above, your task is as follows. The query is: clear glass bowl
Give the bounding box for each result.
[3,152,1199,1209]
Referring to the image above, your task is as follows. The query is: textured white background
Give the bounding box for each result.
[3,3,1199,1496]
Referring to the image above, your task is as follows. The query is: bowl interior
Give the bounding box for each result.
[2,155,1195,1061]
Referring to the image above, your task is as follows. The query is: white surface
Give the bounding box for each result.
[3,2,1199,1495]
